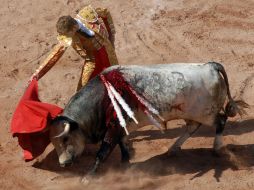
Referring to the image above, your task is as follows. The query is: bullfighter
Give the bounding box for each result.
[29,5,118,90]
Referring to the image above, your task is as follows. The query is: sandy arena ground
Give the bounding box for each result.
[1,0,254,189]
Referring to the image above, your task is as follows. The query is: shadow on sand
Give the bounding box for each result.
[129,119,254,142]
[130,144,254,182]
[32,144,122,177]
[33,119,254,181]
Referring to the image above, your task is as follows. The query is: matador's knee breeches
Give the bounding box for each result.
[77,58,96,91]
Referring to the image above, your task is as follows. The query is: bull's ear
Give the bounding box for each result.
[41,119,52,132]
[46,116,62,132]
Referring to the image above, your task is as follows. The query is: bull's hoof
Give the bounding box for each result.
[80,172,96,185]
[81,176,91,185]
[168,147,181,157]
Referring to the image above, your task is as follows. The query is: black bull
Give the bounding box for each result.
[49,62,248,175]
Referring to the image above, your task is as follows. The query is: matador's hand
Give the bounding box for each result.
[27,74,38,86]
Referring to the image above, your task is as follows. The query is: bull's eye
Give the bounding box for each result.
[63,136,69,144]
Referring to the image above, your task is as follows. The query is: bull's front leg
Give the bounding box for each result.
[81,140,117,184]
[88,136,130,176]
[87,126,123,176]
[89,140,117,175]
[118,138,130,163]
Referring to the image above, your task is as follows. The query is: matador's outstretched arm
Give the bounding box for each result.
[29,34,74,82]
[29,43,67,81]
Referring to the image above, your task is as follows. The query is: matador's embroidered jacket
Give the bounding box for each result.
[31,6,118,91]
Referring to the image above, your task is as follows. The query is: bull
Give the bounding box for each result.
[49,62,248,176]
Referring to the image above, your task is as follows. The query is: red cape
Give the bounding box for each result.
[11,79,63,161]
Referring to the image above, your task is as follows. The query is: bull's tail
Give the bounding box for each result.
[209,62,249,117]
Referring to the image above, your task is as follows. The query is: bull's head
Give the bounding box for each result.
[49,117,86,167]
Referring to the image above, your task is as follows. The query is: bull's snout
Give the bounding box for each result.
[60,160,73,167]
[59,154,75,167]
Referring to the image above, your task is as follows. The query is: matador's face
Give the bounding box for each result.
[60,24,79,37]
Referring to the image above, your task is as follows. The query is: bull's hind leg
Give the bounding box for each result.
[168,120,201,156]
[213,113,227,153]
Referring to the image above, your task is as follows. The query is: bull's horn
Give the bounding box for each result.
[54,123,70,138]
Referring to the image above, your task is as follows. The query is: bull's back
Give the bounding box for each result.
[104,63,227,125]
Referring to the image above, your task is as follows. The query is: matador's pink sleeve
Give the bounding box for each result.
[30,43,67,80]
